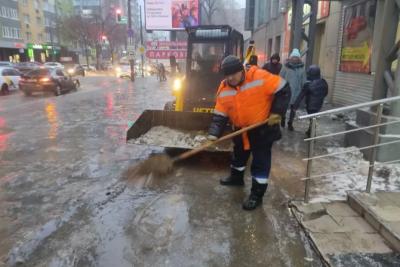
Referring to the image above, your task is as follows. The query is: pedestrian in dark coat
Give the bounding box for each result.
[262,53,282,75]
[293,65,328,136]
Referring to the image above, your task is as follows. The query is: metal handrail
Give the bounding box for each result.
[304,119,400,142]
[303,139,400,161]
[300,96,400,203]
[299,95,400,119]
[300,158,400,181]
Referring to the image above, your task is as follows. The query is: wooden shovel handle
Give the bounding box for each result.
[174,118,270,162]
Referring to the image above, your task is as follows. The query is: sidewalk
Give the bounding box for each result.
[290,196,400,266]
[279,107,400,266]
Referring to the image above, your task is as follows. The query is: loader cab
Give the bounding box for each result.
[182,25,244,112]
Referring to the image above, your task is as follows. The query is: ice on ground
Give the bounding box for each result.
[310,146,400,203]
[128,126,211,149]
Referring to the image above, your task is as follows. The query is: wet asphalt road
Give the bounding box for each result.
[0,75,322,267]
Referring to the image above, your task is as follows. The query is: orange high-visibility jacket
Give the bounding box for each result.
[214,66,286,128]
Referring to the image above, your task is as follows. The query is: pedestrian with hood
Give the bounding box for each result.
[208,55,291,210]
[279,48,306,131]
[293,65,328,137]
[262,53,282,75]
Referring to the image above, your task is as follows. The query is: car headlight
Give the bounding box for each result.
[115,67,122,72]
[173,78,182,92]
[67,68,74,74]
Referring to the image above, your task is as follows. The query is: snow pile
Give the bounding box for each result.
[128,126,209,149]
[310,146,400,203]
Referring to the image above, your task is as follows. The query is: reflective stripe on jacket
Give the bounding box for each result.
[214,66,286,128]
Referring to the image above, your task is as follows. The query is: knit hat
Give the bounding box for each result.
[221,55,244,76]
[270,53,280,62]
[290,48,301,58]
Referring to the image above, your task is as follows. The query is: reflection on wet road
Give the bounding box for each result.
[0,76,322,267]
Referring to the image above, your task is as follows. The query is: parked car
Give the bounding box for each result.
[0,61,14,67]
[44,62,65,69]
[19,68,79,96]
[66,64,85,76]
[0,67,21,94]
[14,62,43,74]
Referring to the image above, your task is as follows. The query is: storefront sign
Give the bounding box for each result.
[32,44,43,49]
[14,43,25,49]
[339,0,376,73]
[145,50,187,59]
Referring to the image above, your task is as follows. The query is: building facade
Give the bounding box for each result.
[245,0,400,106]
[0,0,24,62]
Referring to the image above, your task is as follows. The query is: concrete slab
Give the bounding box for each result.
[348,191,400,253]
[333,216,376,234]
[310,233,354,255]
[291,201,325,216]
[370,205,400,222]
[348,233,393,254]
[324,202,359,217]
[303,215,342,233]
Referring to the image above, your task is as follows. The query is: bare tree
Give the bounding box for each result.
[200,0,220,24]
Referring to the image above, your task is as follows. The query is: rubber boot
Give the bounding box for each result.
[242,179,268,210]
[281,116,286,128]
[288,108,296,131]
[220,168,245,186]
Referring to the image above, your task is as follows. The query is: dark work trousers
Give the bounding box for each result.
[231,125,273,184]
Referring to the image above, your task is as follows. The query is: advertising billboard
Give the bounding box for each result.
[339,0,376,74]
[145,0,199,30]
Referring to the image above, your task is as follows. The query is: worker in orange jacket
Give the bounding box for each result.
[208,55,291,210]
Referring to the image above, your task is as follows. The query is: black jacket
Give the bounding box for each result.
[262,62,282,75]
[262,53,282,75]
[293,65,328,113]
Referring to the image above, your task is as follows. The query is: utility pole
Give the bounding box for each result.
[128,0,134,81]
[139,4,144,77]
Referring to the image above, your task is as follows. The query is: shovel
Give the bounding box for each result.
[127,118,270,178]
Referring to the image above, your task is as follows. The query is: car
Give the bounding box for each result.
[44,62,64,69]
[0,67,21,94]
[19,67,79,96]
[14,62,43,74]
[0,61,14,67]
[66,64,85,76]
[115,63,133,79]
[81,64,96,71]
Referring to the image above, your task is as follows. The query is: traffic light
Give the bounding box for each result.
[116,9,122,23]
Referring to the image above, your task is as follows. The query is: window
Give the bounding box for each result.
[26,31,31,41]
[56,69,64,76]
[2,26,20,39]
[0,7,19,19]
[2,68,20,76]
[24,14,30,23]
[190,42,225,73]
[21,0,28,5]
[274,35,281,54]
[36,17,42,25]
[46,32,51,42]
[38,33,43,42]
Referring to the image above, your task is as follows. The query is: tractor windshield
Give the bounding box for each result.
[190,42,226,74]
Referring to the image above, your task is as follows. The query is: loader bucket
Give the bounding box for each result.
[126,110,232,152]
